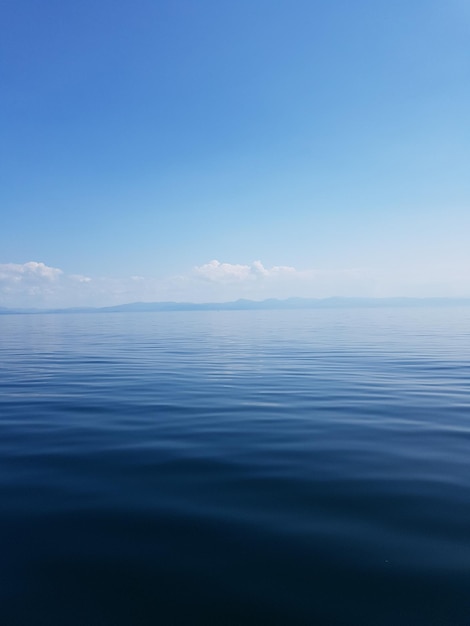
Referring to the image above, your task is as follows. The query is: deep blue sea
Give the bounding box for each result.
[1,308,469,625]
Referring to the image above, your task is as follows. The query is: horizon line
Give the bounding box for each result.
[2,296,470,315]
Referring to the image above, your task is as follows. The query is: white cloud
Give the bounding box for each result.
[0,261,89,307]
[0,261,65,306]
[184,259,380,302]
[193,259,296,283]
[70,274,92,283]
[0,261,63,283]
[0,262,178,308]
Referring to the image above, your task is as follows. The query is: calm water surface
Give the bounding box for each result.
[1,308,469,625]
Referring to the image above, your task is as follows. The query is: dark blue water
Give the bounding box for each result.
[1,308,469,625]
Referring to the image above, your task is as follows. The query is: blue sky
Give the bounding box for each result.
[1,0,469,306]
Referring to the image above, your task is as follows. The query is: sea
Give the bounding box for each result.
[0,307,469,625]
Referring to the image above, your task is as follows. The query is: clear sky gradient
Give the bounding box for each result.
[1,0,469,306]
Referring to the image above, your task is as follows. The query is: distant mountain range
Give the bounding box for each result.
[1,297,470,315]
